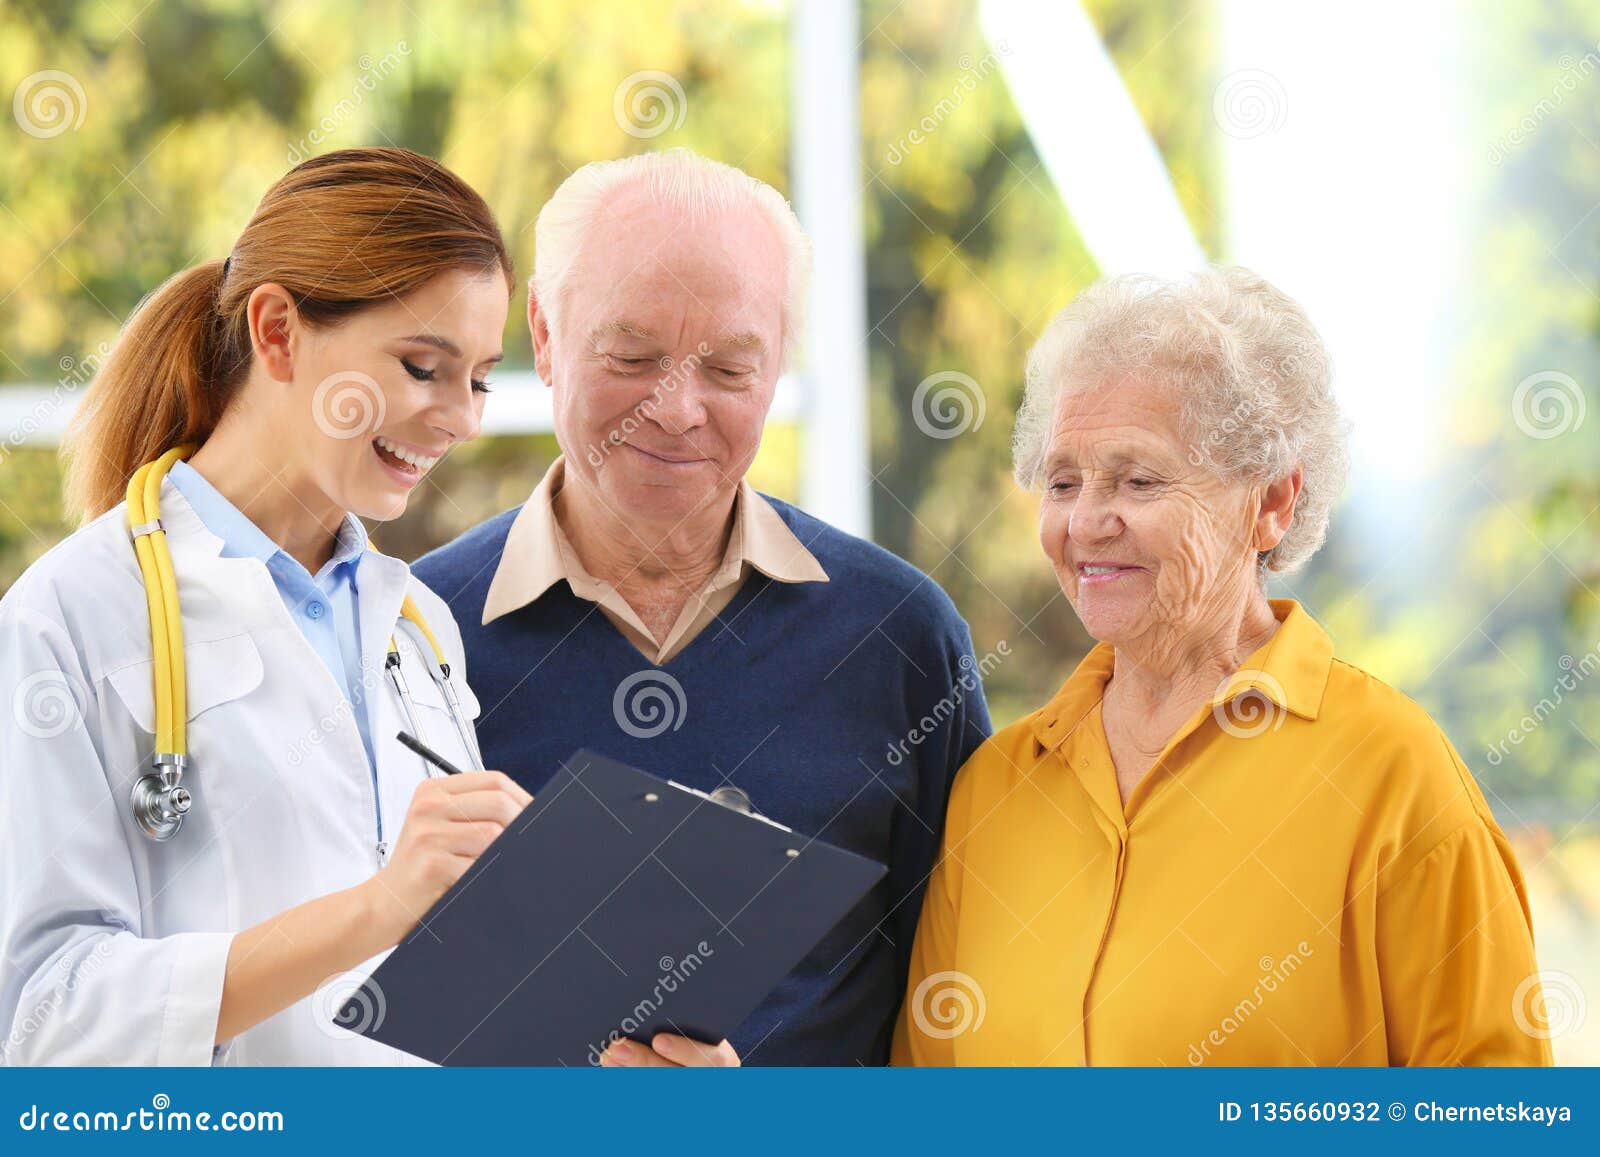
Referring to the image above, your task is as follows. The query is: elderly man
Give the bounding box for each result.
[413,150,991,1067]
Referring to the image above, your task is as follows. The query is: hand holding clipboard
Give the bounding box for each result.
[340,750,887,1066]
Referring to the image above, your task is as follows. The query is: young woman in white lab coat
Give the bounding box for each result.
[0,148,533,1065]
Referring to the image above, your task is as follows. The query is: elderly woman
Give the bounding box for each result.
[893,267,1551,1066]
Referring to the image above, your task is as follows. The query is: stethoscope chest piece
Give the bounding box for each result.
[131,754,191,841]
[120,446,479,841]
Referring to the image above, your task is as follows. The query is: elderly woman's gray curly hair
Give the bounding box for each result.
[1012,265,1350,575]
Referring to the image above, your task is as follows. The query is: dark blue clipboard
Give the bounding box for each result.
[339,749,887,1066]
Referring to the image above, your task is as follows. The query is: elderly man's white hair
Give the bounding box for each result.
[532,149,812,368]
[1013,265,1350,575]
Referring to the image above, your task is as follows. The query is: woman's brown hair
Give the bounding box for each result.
[65,146,513,520]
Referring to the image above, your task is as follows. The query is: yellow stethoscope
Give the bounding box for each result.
[126,446,483,842]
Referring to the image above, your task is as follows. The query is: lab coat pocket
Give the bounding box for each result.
[103,633,266,733]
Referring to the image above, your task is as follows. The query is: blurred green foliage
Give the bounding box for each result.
[1415,0,1600,823]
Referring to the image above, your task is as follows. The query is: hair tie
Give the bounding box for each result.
[222,256,232,276]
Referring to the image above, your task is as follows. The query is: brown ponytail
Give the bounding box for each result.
[65,147,513,521]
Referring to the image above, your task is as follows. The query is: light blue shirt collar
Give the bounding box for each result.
[165,459,378,775]
[167,460,366,581]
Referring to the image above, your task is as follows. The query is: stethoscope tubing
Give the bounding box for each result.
[124,446,483,843]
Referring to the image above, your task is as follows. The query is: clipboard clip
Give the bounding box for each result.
[664,780,794,834]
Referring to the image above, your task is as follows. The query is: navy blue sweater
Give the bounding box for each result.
[413,496,992,1065]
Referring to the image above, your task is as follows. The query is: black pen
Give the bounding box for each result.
[396,730,463,776]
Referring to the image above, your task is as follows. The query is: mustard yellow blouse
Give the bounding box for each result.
[892,599,1551,1066]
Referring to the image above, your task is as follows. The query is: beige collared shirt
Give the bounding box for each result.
[482,457,829,664]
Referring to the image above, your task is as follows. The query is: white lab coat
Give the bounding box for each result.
[0,476,482,1065]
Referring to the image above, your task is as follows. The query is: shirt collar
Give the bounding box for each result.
[1030,598,1336,753]
[166,459,367,581]
[482,455,829,625]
